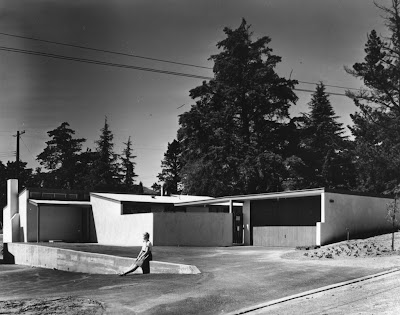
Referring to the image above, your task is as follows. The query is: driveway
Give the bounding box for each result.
[0,244,393,314]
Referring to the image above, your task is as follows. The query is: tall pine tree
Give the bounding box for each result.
[158,139,182,195]
[346,0,400,194]
[300,83,354,189]
[178,19,298,196]
[120,136,137,192]
[37,122,85,189]
[91,117,121,191]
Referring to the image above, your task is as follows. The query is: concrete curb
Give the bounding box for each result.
[5,243,201,275]
[228,268,400,315]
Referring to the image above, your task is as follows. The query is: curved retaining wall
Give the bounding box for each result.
[5,243,200,275]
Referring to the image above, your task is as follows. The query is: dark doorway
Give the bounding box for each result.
[233,212,243,244]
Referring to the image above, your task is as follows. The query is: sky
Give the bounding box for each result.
[0,0,391,188]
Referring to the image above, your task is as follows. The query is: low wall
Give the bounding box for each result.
[5,243,200,275]
[153,212,232,246]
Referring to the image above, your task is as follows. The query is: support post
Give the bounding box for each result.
[229,199,233,214]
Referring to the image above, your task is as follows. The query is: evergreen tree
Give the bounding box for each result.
[120,136,137,192]
[300,83,354,189]
[135,181,144,194]
[151,182,161,195]
[178,19,298,196]
[74,148,98,190]
[346,0,400,194]
[158,139,182,194]
[91,117,121,191]
[37,122,85,189]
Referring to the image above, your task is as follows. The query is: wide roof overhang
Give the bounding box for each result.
[29,199,92,207]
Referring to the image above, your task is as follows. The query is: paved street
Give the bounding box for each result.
[249,269,400,315]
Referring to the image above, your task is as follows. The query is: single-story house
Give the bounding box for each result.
[2,179,397,247]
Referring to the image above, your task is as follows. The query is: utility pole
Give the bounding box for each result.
[13,130,25,180]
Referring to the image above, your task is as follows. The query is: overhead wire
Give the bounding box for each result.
[0,45,349,97]
[0,45,212,80]
[0,31,362,93]
[21,136,36,161]
[0,31,212,70]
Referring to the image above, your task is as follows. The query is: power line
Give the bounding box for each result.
[0,31,361,92]
[295,88,346,97]
[297,80,361,91]
[21,136,36,161]
[0,45,212,80]
[0,31,212,70]
[0,45,349,97]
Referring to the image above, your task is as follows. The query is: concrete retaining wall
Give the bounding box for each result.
[6,243,200,275]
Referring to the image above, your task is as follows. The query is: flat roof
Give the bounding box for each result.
[90,193,215,204]
[29,199,92,207]
[174,188,325,207]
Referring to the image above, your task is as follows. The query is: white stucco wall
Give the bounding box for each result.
[153,212,232,246]
[3,205,11,243]
[90,195,154,246]
[321,192,394,245]
[243,201,251,245]
[2,179,19,243]
[8,179,18,218]
[18,190,29,242]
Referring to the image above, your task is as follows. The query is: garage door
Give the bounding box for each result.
[253,226,316,247]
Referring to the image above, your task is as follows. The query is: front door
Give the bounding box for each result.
[233,213,243,244]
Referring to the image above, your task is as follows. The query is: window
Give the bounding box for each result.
[122,202,151,214]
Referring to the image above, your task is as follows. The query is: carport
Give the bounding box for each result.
[27,200,93,243]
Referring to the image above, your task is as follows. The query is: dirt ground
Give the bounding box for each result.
[0,297,105,315]
[285,232,400,261]
[1,233,400,314]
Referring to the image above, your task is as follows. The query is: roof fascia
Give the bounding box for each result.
[28,200,91,207]
[90,193,122,204]
[175,188,325,207]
